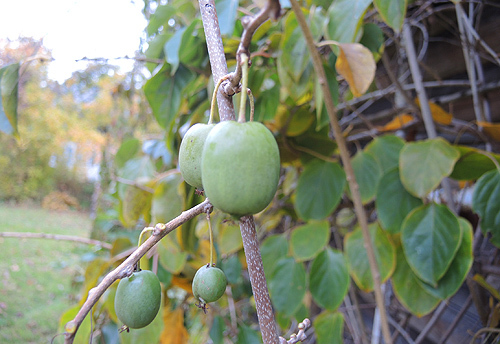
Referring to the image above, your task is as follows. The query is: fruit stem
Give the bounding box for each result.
[137,227,154,270]
[207,212,214,266]
[238,54,250,123]
[247,88,255,122]
[209,74,231,124]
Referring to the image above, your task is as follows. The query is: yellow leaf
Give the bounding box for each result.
[335,43,376,97]
[377,114,415,131]
[477,122,500,141]
[415,99,453,125]
[171,275,194,293]
[160,307,189,344]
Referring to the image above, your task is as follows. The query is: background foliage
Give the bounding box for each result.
[1,0,500,343]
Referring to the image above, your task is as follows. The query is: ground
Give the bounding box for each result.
[0,204,92,343]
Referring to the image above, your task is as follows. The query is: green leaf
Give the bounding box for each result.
[309,248,349,310]
[144,64,195,130]
[314,311,344,344]
[315,63,339,131]
[164,27,187,74]
[392,243,441,317]
[119,186,153,228]
[117,156,156,198]
[254,79,280,122]
[221,255,242,285]
[290,221,330,262]
[0,63,20,137]
[418,218,473,299]
[215,0,239,36]
[295,160,346,220]
[350,151,382,204]
[450,146,500,180]
[115,138,141,170]
[326,0,372,43]
[373,0,407,33]
[269,257,306,316]
[151,173,184,224]
[218,223,243,255]
[401,203,462,286]
[375,168,423,233]
[261,234,289,277]
[472,169,500,246]
[237,324,262,344]
[344,223,396,292]
[59,305,91,344]
[147,4,176,36]
[145,33,170,72]
[399,138,460,198]
[157,234,188,274]
[365,134,405,173]
[360,23,385,58]
[280,11,311,83]
[210,315,225,344]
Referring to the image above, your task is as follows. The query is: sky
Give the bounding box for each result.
[0,0,147,83]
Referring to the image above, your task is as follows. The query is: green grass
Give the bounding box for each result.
[0,204,92,344]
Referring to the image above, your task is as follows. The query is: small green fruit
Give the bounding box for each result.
[201,121,280,216]
[179,123,215,189]
[114,270,161,329]
[192,265,227,304]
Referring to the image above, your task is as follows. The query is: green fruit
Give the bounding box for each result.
[192,265,227,304]
[179,123,215,189]
[201,121,280,216]
[114,270,161,329]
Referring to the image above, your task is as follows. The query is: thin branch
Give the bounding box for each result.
[0,232,112,250]
[439,296,472,344]
[63,199,212,344]
[288,1,393,343]
[114,176,155,193]
[228,0,281,91]
[415,302,447,344]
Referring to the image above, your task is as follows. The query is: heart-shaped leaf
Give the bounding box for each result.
[290,221,330,262]
[376,168,423,233]
[269,257,306,316]
[401,203,462,286]
[294,160,346,220]
[344,223,396,292]
[365,134,405,173]
[392,243,441,317]
[472,169,500,246]
[309,248,349,311]
[417,218,473,299]
[399,138,460,198]
[314,311,344,344]
[350,151,382,204]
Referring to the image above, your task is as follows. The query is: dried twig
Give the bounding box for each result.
[0,231,112,250]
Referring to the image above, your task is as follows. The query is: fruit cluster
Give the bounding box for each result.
[179,120,280,217]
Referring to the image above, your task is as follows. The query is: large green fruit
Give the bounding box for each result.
[114,270,161,329]
[192,265,227,304]
[201,121,280,216]
[178,123,215,189]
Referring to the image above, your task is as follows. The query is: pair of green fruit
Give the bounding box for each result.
[179,120,281,217]
[114,266,228,329]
